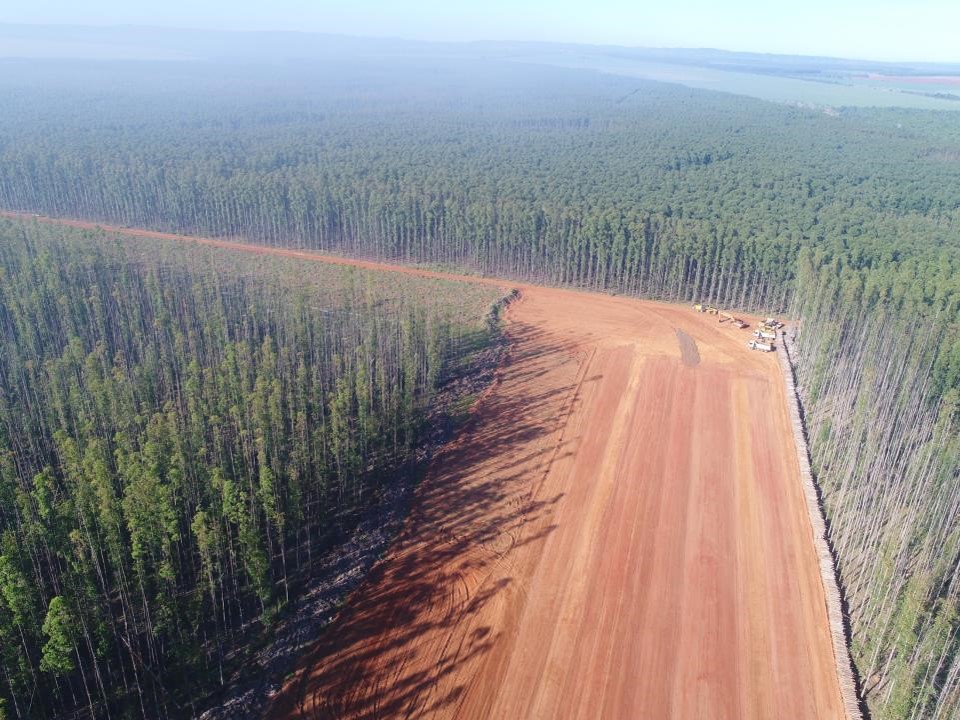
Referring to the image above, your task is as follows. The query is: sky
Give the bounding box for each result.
[3,0,960,63]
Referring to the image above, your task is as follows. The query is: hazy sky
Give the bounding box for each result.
[4,0,959,63]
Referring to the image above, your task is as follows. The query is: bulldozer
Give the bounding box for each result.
[720,311,749,328]
[693,303,719,315]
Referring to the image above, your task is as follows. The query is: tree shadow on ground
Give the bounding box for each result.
[269,320,580,719]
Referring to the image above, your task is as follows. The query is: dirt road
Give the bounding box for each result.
[3,212,845,718]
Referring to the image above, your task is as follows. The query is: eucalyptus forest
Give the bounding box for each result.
[0,220,504,718]
[1,53,959,719]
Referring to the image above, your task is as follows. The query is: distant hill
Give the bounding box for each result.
[2,22,958,73]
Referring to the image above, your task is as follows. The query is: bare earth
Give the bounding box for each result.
[2,213,845,719]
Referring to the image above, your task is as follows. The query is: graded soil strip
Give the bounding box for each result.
[2,212,846,718]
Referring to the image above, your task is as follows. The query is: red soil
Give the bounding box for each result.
[2,212,845,718]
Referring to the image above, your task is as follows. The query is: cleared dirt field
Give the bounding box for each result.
[2,213,845,719]
[268,291,844,720]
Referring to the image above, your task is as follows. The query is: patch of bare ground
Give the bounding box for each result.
[267,287,847,720]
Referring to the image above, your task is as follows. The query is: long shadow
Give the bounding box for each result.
[268,319,578,719]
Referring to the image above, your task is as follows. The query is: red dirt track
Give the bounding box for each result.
[2,212,845,719]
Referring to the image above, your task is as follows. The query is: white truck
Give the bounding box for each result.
[748,340,775,352]
[754,329,777,340]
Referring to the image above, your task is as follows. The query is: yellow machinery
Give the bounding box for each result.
[720,311,749,328]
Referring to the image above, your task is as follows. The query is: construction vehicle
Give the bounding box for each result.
[748,340,775,352]
[719,311,749,328]
[760,317,784,331]
[754,329,777,341]
[693,303,719,315]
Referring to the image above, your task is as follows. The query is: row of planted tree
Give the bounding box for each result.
[789,249,960,720]
[0,220,501,718]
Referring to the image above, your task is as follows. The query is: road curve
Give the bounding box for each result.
[2,212,845,719]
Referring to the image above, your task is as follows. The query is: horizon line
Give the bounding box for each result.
[2,21,959,67]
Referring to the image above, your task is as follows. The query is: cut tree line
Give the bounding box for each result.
[1,56,959,718]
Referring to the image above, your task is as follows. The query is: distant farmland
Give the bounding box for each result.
[528,56,960,110]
